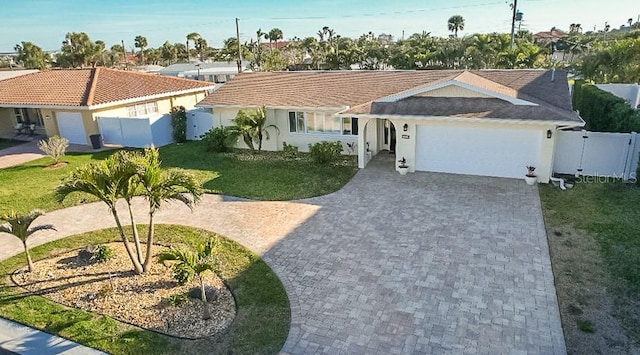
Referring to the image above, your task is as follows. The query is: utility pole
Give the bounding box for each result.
[121,40,127,70]
[509,0,518,51]
[236,17,243,73]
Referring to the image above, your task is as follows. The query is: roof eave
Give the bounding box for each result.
[196,103,348,111]
[336,113,585,127]
[87,86,215,110]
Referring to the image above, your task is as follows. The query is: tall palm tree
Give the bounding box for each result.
[158,240,218,319]
[134,35,147,64]
[267,28,283,50]
[0,210,56,272]
[186,32,201,62]
[448,15,465,38]
[133,147,202,272]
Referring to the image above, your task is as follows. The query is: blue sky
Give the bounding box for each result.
[1,0,638,52]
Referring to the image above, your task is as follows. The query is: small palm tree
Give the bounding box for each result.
[0,210,56,272]
[158,240,218,319]
[230,107,279,152]
[447,15,465,38]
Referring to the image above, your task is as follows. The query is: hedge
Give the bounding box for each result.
[572,81,640,132]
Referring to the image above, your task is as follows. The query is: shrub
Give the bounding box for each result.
[170,106,187,143]
[91,245,113,263]
[201,126,235,153]
[38,135,69,164]
[282,142,299,159]
[173,264,195,285]
[308,141,343,165]
[165,292,189,306]
[572,82,640,132]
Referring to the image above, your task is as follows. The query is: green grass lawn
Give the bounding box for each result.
[540,182,640,341]
[0,140,358,214]
[0,225,290,355]
[0,139,27,151]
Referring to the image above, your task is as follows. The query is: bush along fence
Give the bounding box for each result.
[572,81,640,132]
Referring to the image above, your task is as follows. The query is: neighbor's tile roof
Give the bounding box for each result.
[0,67,213,107]
[199,69,581,123]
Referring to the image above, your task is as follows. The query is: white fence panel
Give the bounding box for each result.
[554,130,639,180]
[120,118,153,148]
[150,114,173,147]
[187,109,214,140]
[97,117,124,146]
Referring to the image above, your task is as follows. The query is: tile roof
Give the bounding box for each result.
[0,68,213,107]
[199,69,581,123]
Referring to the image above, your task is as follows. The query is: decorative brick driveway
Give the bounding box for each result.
[271,158,565,354]
[0,158,565,354]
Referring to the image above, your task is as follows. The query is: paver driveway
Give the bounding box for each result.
[0,158,565,354]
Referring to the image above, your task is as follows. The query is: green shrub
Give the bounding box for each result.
[282,142,299,159]
[308,141,343,165]
[577,319,595,333]
[572,82,640,132]
[170,106,187,143]
[201,126,236,153]
[636,153,640,186]
[164,292,189,306]
[91,245,113,263]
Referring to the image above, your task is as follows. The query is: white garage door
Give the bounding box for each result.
[56,112,86,145]
[415,125,542,178]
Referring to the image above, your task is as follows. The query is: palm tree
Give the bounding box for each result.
[158,240,218,319]
[231,107,279,152]
[134,35,147,64]
[0,210,56,272]
[56,154,145,273]
[186,32,201,62]
[133,147,202,272]
[448,15,465,38]
[267,28,283,50]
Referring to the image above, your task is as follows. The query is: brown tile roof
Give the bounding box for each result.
[199,69,581,123]
[0,68,213,107]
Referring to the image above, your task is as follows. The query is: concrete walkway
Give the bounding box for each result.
[0,140,114,169]
[0,318,104,355]
[0,160,566,354]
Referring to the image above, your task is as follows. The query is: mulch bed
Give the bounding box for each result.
[12,243,236,339]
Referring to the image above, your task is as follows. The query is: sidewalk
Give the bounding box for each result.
[0,318,105,355]
[0,140,116,169]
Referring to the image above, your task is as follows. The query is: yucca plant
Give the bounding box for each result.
[38,135,69,165]
[0,210,56,272]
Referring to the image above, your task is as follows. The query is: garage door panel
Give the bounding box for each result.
[56,112,86,145]
[415,125,541,178]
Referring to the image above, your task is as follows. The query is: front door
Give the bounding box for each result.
[380,119,396,153]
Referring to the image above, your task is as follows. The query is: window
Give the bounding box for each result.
[13,108,44,127]
[126,102,158,117]
[288,112,357,136]
[13,108,23,124]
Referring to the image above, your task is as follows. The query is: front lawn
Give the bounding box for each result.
[0,140,358,214]
[0,225,290,354]
[540,182,640,353]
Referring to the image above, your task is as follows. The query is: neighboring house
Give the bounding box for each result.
[533,27,567,43]
[595,84,640,109]
[197,69,584,182]
[133,65,165,74]
[158,62,248,84]
[0,68,214,146]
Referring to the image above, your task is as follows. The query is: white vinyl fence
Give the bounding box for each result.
[97,114,173,148]
[186,109,215,140]
[553,130,640,180]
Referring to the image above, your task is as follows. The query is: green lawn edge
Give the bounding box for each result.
[0,224,290,355]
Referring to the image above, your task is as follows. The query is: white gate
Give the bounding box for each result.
[97,115,173,148]
[553,130,639,180]
[186,109,214,140]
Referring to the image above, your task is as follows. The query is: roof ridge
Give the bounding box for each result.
[85,67,100,106]
[453,71,518,98]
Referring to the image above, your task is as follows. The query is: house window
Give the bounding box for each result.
[126,102,158,117]
[288,112,356,135]
[13,108,45,127]
[13,108,24,124]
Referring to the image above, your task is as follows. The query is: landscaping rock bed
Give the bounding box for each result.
[12,243,236,339]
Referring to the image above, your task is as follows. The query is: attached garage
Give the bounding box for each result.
[415,124,543,179]
[56,112,87,145]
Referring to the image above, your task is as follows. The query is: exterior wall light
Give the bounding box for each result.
[547,129,553,139]
[403,123,408,132]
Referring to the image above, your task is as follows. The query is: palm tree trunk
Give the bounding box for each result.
[142,213,155,272]
[127,203,144,265]
[200,276,211,320]
[111,209,143,274]
[24,242,34,272]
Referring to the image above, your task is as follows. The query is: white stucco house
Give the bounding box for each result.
[196,69,585,182]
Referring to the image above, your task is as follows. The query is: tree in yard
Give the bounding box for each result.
[195,37,208,61]
[56,147,202,274]
[161,41,177,65]
[266,28,283,50]
[38,135,69,165]
[230,106,279,152]
[158,239,218,319]
[134,35,148,64]
[56,32,102,68]
[186,32,201,61]
[448,15,465,38]
[13,41,49,69]
[0,210,56,272]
